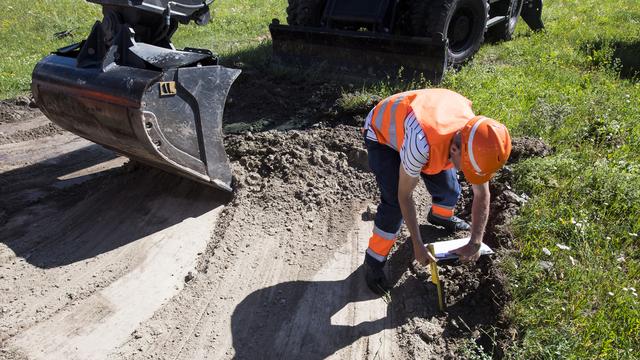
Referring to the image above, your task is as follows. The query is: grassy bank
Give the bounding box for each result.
[0,0,286,99]
[440,1,639,358]
[1,0,638,358]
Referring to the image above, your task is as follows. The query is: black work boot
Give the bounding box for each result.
[428,209,471,232]
[363,256,390,296]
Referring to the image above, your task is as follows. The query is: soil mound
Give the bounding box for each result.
[508,136,553,164]
[225,125,376,212]
[0,96,38,124]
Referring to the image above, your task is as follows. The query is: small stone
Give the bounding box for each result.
[539,261,554,271]
[184,271,195,283]
[320,154,332,165]
[542,247,551,256]
[556,243,570,251]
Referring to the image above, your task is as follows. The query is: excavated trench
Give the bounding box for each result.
[0,82,550,359]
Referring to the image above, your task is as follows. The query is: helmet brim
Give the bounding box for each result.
[461,161,493,185]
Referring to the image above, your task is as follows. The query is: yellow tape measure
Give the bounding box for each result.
[427,244,445,311]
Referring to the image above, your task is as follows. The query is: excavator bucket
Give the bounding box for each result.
[269,20,448,84]
[31,1,241,192]
[32,54,240,192]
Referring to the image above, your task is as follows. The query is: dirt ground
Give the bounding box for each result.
[0,82,547,359]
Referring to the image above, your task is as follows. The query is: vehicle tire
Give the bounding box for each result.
[486,0,523,42]
[412,0,489,66]
[393,0,414,35]
[286,0,327,26]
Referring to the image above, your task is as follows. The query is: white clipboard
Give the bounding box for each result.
[426,237,494,260]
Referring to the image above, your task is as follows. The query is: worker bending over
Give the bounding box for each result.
[362,89,512,295]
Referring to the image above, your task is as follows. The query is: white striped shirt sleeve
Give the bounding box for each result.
[400,112,429,177]
[363,108,378,141]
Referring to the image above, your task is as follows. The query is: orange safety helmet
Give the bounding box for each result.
[460,116,512,184]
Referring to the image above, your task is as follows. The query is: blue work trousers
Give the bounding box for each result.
[365,138,461,267]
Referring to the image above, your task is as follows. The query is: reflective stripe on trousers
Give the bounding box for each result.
[364,138,461,266]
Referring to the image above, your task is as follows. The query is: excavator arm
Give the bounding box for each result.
[32,1,240,192]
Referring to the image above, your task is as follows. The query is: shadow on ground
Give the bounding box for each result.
[613,41,640,80]
[0,145,228,269]
[229,222,489,359]
[582,39,640,81]
[230,265,410,359]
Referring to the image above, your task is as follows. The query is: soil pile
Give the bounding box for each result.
[0,97,38,124]
[226,125,375,211]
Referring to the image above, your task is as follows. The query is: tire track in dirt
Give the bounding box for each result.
[113,201,397,360]
[0,113,229,360]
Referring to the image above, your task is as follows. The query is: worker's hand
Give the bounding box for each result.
[451,241,482,263]
[414,244,437,267]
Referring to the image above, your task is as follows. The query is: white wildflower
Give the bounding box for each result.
[556,243,571,251]
[629,233,638,237]
[569,256,577,266]
[542,247,551,256]
[630,287,636,292]
[607,292,614,296]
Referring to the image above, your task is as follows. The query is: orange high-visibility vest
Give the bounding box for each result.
[369,89,475,175]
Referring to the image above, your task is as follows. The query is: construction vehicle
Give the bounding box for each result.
[32,0,543,193]
[270,0,544,82]
[32,0,240,192]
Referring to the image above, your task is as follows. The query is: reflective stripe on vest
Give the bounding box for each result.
[371,94,413,151]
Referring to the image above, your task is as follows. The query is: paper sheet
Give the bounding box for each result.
[427,237,494,260]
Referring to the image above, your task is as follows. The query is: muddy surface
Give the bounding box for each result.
[0,88,548,359]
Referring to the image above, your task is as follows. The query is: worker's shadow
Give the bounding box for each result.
[230,263,416,360]
[230,223,484,359]
[0,144,228,269]
[229,225,453,360]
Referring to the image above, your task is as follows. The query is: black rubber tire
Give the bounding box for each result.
[486,0,523,42]
[286,0,327,26]
[393,0,415,36]
[412,0,489,66]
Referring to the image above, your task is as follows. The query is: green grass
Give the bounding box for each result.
[439,2,640,358]
[0,0,286,99]
[1,0,639,358]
